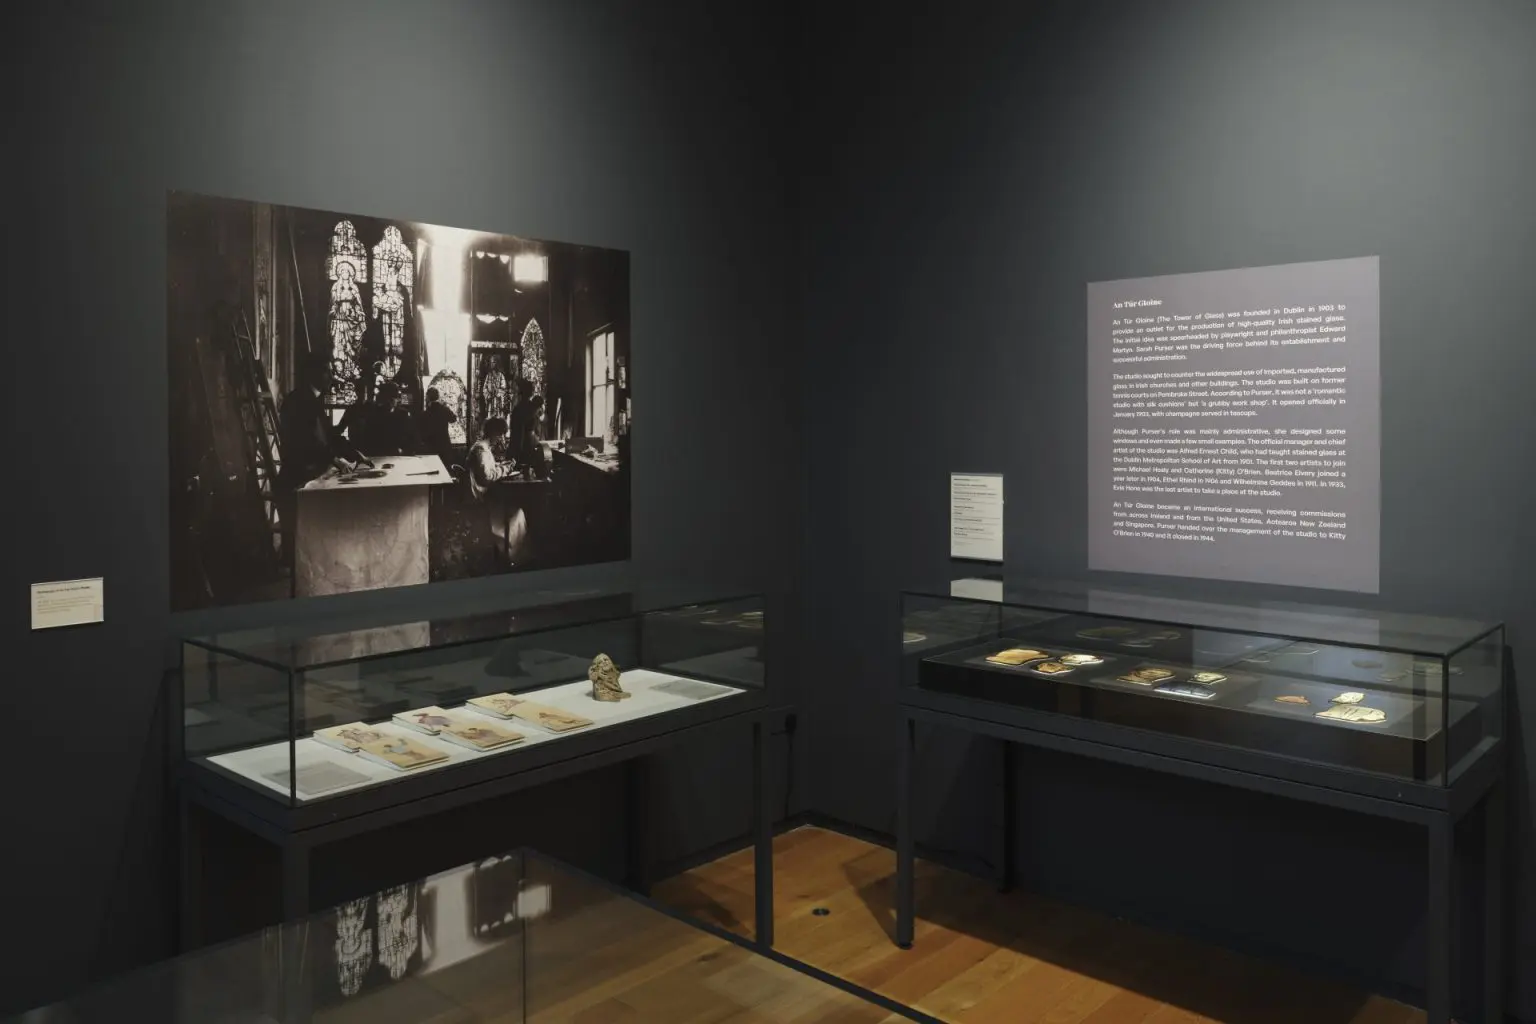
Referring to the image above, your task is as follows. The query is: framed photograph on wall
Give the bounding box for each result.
[167,192,631,610]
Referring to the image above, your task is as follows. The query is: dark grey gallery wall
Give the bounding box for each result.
[4,0,800,1014]
[796,0,1535,1019]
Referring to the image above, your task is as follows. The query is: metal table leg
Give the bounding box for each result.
[753,715,774,950]
[178,791,201,953]
[1426,813,1454,1024]
[999,739,1016,893]
[1483,781,1505,1024]
[895,714,916,949]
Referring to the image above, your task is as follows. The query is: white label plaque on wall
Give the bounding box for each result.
[950,473,1004,562]
[30,578,105,630]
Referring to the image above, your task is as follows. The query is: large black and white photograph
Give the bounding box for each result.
[168,192,631,611]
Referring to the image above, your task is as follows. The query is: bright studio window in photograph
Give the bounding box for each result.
[587,328,617,443]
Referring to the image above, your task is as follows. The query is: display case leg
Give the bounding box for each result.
[282,840,311,922]
[1426,813,1454,1024]
[895,714,915,949]
[1483,782,1505,1024]
[177,793,201,953]
[752,715,774,950]
[998,739,1016,894]
[624,754,653,896]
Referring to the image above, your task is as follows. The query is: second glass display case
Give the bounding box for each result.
[181,587,766,806]
[902,579,1503,785]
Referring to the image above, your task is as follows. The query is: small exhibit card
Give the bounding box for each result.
[31,577,105,630]
[950,472,1004,562]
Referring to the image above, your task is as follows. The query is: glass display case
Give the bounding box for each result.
[5,847,918,1024]
[181,587,766,806]
[902,579,1504,785]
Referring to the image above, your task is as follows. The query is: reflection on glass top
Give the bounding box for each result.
[183,582,759,671]
[927,577,1499,657]
[9,848,916,1024]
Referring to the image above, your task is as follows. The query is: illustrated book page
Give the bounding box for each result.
[437,718,526,751]
[393,706,456,735]
[358,734,450,771]
[314,722,390,753]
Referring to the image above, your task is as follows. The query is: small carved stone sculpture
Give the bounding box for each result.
[589,653,630,702]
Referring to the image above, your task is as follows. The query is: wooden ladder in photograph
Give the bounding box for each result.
[228,311,284,554]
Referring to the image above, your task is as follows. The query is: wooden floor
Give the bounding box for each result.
[652,826,1427,1024]
[316,841,911,1024]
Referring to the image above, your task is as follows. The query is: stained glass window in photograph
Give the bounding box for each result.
[372,225,414,381]
[520,318,546,398]
[326,220,369,406]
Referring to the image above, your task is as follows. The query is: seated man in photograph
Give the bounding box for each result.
[468,417,531,567]
[467,417,510,499]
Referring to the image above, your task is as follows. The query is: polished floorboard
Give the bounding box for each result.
[315,838,909,1024]
[652,826,1426,1024]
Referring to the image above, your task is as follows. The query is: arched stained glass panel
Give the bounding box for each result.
[372,225,414,381]
[520,318,546,398]
[326,220,368,406]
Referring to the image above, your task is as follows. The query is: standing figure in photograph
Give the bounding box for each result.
[276,351,369,565]
[467,417,530,567]
[509,394,550,480]
[421,386,458,467]
[373,380,422,456]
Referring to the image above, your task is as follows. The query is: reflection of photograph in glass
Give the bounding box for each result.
[332,898,373,998]
[470,855,523,940]
[376,884,422,981]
